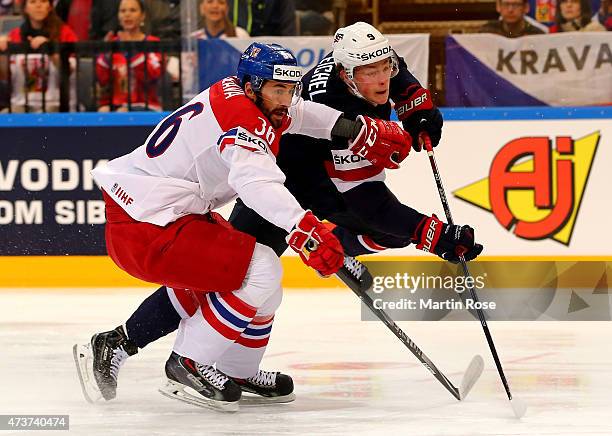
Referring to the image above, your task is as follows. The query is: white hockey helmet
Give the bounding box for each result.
[332,22,398,82]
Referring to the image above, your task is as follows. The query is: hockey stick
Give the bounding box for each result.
[334,255,484,401]
[420,133,527,418]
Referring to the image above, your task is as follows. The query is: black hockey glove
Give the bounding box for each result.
[412,214,483,263]
[395,84,443,151]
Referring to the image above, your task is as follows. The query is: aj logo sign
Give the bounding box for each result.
[454,132,600,245]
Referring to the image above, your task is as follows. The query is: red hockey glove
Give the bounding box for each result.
[287,211,344,276]
[348,115,412,170]
[394,84,443,151]
[412,214,483,263]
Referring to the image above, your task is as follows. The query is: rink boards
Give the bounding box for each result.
[1,107,611,287]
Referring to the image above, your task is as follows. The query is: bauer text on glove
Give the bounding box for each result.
[395,85,443,151]
[412,214,483,263]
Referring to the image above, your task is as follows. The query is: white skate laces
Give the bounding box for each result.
[248,370,277,387]
[195,363,229,390]
[109,346,130,381]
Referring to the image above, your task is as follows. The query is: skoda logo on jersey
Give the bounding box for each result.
[359,45,392,62]
[333,154,368,165]
[273,65,302,81]
[236,129,269,154]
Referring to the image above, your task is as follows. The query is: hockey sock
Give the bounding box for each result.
[217,288,281,378]
[173,291,257,365]
[125,286,182,349]
[216,314,275,378]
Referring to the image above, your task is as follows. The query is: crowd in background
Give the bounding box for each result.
[0,0,337,112]
[0,0,609,112]
[0,0,334,41]
[480,0,610,37]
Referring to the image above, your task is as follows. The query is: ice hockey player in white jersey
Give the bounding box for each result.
[73,42,412,412]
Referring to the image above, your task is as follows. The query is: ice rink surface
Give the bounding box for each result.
[1,288,611,436]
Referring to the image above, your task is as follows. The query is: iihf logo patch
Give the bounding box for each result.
[251,47,261,58]
[113,184,134,206]
[111,183,118,194]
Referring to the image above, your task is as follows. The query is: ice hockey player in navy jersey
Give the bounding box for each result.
[231,22,483,262]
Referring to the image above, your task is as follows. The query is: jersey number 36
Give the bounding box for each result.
[254,116,276,145]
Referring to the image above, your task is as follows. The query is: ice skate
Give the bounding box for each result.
[234,370,295,405]
[159,352,242,412]
[73,325,138,402]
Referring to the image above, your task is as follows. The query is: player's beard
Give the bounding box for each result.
[256,95,288,129]
[267,107,288,128]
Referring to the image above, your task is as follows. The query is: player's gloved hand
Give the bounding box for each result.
[412,214,483,263]
[395,84,443,151]
[348,115,412,170]
[287,211,344,276]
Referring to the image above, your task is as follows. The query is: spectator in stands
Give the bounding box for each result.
[96,0,162,111]
[596,0,612,29]
[193,0,248,39]
[89,0,118,39]
[1,0,16,15]
[551,0,606,31]
[54,0,92,41]
[90,0,179,40]
[480,0,546,37]
[297,10,333,35]
[528,0,603,26]
[227,0,296,36]
[142,0,179,39]
[0,0,15,109]
[0,0,78,112]
[295,0,333,35]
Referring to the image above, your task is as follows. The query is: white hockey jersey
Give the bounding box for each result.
[92,76,342,232]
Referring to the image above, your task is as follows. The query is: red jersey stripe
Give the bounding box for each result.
[324,161,383,182]
[220,292,257,318]
[201,300,242,340]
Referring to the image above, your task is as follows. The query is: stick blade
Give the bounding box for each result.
[510,398,527,419]
[459,355,484,400]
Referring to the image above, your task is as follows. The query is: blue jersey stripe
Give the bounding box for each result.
[216,128,239,145]
[208,293,250,329]
[243,325,273,336]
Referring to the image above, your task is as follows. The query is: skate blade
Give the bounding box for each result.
[158,379,239,413]
[239,392,296,406]
[458,354,484,400]
[72,343,104,404]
